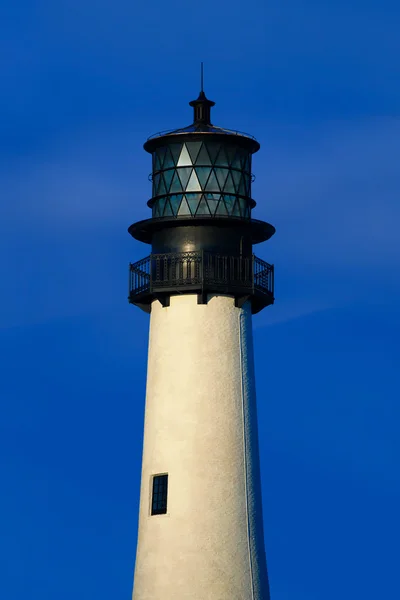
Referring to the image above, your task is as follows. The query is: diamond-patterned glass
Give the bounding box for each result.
[231,198,241,217]
[186,142,202,164]
[178,196,191,216]
[223,171,235,193]
[169,143,182,166]
[216,146,229,167]
[196,143,212,166]
[205,195,219,215]
[170,195,182,215]
[238,198,247,217]
[206,142,220,164]
[231,150,242,170]
[153,152,160,171]
[205,169,219,191]
[224,195,235,214]
[157,197,167,216]
[163,147,174,169]
[214,167,228,190]
[152,138,253,220]
[177,144,192,167]
[170,171,182,193]
[157,147,167,169]
[157,173,167,196]
[216,199,228,215]
[245,174,251,196]
[187,195,201,215]
[195,166,211,188]
[186,170,201,192]
[163,169,174,193]
[225,145,236,166]
[153,202,160,217]
[231,169,242,192]
[164,199,173,217]
[238,176,247,196]
[177,167,192,190]
[196,197,211,216]
[152,173,160,195]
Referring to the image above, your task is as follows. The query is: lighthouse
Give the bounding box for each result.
[128,85,275,599]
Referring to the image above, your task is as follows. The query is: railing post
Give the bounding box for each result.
[252,254,255,295]
[271,264,274,298]
[149,254,153,293]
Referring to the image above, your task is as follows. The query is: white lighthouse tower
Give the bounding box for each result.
[128,87,275,600]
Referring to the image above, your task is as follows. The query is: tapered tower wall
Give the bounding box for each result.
[133,294,269,600]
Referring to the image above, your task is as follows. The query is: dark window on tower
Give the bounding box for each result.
[151,474,168,515]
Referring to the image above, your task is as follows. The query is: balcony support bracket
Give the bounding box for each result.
[197,292,207,305]
[154,293,170,308]
[235,295,251,309]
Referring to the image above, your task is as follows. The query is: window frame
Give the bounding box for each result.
[150,473,169,516]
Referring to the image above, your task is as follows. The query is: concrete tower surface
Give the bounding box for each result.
[128,87,275,600]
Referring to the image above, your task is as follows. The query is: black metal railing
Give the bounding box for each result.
[129,251,274,310]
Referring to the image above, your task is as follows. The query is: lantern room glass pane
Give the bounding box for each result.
[195,166,211,188]
[170,171,182,193]
[163,169,174,193]
[223,171,235,193]
[164,200,173,216]
[157,173,167,196]
[231,198,241,217]
[187,194,201,215]
[238,198,247,217]
[186,170,201,192]
[224,195,235,214]
[231,150,242,170]
[157,147,167,169]
[177,144,192,166]
[152,173,160,196]
[205,142,220,164]
[206,196,219,215]
[216,146,229,167]
[238,176,247,196]
[231,169,242,191]
[196,143,212,166]
[177,167,192,190]
[186,141,202,163]
[170,194,182,215]
[163,147,174,169]
[245,174,251,196]
[216,199,228,215]
[169,143,182,166]
[178,196,191,216]
[196,197,211,216]
[205,169,219,191]
[157,197,167,216]
[225,145,236,166]
[215,167,228,190]
[153,152,161,171]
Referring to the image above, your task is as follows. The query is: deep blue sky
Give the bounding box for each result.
[1,1,399,599]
